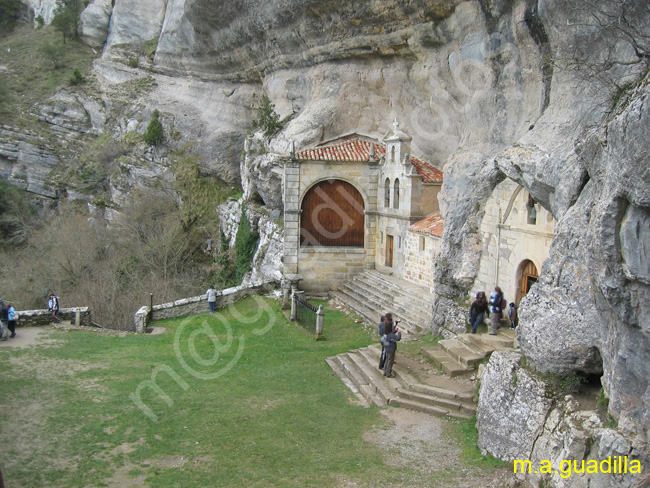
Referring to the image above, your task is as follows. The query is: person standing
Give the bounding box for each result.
[382,318,402,378]
[489,286,504,335]
[7,303,17,338]
[469,291,489,334]
[206,285,218,313]
[378,315,386,370]
[508,302,519,329]
[48,294,61,323]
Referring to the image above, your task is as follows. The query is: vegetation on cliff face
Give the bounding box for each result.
[0,25,97,128]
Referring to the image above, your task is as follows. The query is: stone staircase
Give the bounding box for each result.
[326,344,477,418]
[422,329,517,376]
[331,269,434,335]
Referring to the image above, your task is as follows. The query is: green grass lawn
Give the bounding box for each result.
[0,297,504,487]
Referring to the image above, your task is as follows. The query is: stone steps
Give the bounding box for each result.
[327,343,476,419]
[422,328,517,376]
[331,269,434,335]
[332,286,420,336]
[346,278,430,325]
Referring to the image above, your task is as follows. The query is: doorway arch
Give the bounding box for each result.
[300,179,365,247]
[516,259,539,304]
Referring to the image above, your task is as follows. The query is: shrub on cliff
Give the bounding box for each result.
[234,205,259,283]
[144,109,164,146]
[252,95,282,138]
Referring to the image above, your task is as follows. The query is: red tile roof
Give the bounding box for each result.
[408,211,444,238]
[295,139,443,183]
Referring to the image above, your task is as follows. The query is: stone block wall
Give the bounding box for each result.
[284,159,380,291]
[298,247,367,293]
[16,307,92,327]
[472,178,555,304]
[402,231,440,290]
[136,282,279,331]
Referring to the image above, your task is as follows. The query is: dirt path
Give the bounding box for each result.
[0,326,60,349]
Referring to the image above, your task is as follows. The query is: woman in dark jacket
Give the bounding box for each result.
[382,318,401,378]
[469,291,489,334]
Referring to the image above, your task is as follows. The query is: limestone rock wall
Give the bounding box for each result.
[478,351,648,488]
[217,199,283,288]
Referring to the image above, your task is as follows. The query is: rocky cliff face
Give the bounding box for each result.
[11,0,650,483]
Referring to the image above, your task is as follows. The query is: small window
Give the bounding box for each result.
[526,195,537,225]
[391,145,396,163]
[398,236,402,249]
[393,178,400,210]
[380,231,383,244]
[419,236,425,252]
[384,178,390,208]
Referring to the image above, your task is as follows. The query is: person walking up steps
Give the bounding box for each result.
[469,291,489,334]
[206,285,218,313]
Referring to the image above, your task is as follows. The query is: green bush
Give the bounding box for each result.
[127,57,138,68]
[143,110,164,146]
[69,67,86,85]
[41,41,66,69]
[234,204,259,283]
[252,94,282,138]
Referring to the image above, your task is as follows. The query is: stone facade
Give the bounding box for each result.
[471,178,556,305]
[402,231,440,289]
[283,123,443,293]
[283,152,380,293]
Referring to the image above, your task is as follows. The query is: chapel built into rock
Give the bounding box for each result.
[282,120,444,293]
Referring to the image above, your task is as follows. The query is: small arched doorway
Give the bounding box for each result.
[517,259,538,304]
[300,180,365,247]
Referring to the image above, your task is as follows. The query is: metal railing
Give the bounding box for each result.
[291,291,325,339]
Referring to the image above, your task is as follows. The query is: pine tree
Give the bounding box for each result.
[51,0,84,43]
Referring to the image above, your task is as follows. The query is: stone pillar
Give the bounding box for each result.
[75,308,81,327]
[290,290,305,321]
[134,306,150,334]
[284,159,301,275]
[281,278,292,310]
[316,305,324,338]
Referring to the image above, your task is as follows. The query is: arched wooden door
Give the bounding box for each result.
[517,260,538,304]
[300,180,365,247]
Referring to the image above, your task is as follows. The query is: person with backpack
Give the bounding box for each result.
[488,286,504,335]
[469,291,489,334]
[48,294,61,323]
[7,303,17,338]
[508,302,519,329]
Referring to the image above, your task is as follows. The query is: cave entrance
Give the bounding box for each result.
[516,259,538,304]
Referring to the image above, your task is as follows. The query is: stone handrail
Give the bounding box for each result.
[14,307,92,327]
[133,281,279,333]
